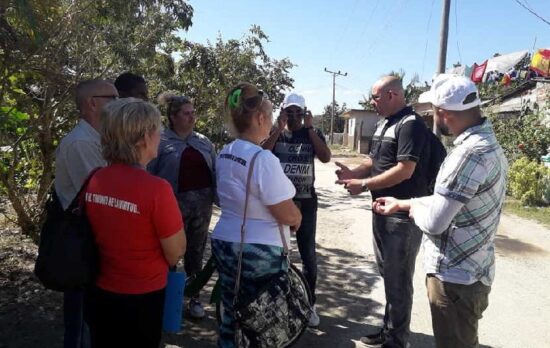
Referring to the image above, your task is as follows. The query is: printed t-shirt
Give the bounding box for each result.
[212,139,296,247]
[85,164,183,294]
[272,127,326,199]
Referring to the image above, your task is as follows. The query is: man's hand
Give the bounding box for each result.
[304,109,314,128]
[336,178,366,195]
[277,109,288,130]
[335,161,355,181]
[290,222,301,233]
[373,197,403,215]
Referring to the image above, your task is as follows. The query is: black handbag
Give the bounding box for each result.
[34,168,100,291]
[233,151,312,348]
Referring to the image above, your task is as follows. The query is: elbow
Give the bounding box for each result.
[319,152,331,163]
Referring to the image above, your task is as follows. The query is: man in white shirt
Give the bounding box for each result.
[373,74,508,348]
[55,79,118,348]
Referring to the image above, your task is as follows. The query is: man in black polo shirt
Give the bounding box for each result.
[336,76,431,348]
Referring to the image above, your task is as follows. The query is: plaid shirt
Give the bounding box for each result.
[422,119,508,286]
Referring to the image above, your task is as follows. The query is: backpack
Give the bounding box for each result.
[34,168,100,291]
[395,114,447,194]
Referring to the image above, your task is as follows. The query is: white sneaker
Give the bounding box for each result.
[188,298,205,319]
[308,305,320,327]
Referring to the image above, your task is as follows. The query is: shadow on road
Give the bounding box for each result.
[316,186,372,212]
[495,234,548,256]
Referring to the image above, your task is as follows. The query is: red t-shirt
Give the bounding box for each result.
[85,164,183,294]
[178,146,213,192]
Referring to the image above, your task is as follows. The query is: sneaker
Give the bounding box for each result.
[308,305,320,327]
[188,298,205,319]
[360,329,385,347]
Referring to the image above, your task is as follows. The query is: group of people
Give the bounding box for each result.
[54,74,330,348]
[53,70,507,348]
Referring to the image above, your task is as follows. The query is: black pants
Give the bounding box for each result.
[84,286,165,348]
[372,214,422,348]
[295,197,318,305]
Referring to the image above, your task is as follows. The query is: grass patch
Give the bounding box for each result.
[503,199,550,228]
[329,144,365,158]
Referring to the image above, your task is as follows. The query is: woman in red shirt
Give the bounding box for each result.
[84,98,186,348]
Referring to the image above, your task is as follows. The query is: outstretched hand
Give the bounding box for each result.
[334,161,354,181]
[335,178,365,195]
[372,197,402,215]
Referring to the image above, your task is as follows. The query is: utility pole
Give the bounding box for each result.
[434,0,451,135]
[324,67,347,144]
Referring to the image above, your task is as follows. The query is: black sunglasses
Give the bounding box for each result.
[92,95,119,100]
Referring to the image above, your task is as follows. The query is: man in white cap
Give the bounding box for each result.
[372,74,508,348]
[263,92,331,327]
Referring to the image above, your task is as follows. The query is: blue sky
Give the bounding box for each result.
[180,0,550,115]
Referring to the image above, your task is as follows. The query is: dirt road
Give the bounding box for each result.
[168,157,550,348]
[1,158,549,348]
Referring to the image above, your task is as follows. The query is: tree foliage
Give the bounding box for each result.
[314,102,348,134]
[1,0,195,240]
[159,25,295,145]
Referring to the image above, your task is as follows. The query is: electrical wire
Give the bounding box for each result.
[421,0,437,79]
[513,0,550,26]
[454,0,462,64]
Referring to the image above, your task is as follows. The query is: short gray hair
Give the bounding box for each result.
[101,98,161,164]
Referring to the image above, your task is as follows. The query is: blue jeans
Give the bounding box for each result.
[295,197,318,304]
[63,290,90,348]
[212,239,287,348]
[372,214,422,348]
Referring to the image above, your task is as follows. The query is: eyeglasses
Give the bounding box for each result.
[92,95,119,100]
[284,109,305,117]
[371,90,395,101]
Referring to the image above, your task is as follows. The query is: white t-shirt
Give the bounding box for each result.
[212,139,296,248]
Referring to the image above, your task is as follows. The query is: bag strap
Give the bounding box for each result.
[233,150,262,307]
[67,167,102,213]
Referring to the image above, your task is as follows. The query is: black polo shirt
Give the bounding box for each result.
[369,106,431,201]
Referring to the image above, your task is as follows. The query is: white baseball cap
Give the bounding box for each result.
[426,74,481,111]
[281,92,306,109]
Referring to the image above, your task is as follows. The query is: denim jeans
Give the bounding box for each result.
[63,290,90,348]
[294,197,318,305]
[372,214,422,348]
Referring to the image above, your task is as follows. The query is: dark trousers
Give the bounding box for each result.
[84,286,165,348]
[295,197,318,305]
[426,276,491,348]
[372,214,422,348]
[63,290,90,348]
[177,189,214,297]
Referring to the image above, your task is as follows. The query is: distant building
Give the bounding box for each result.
[341,109,379,154]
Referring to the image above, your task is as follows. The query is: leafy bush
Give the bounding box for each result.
[508,157,550,206]
[489,111,550,164]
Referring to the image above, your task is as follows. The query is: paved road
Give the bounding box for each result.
[167,158,550,348]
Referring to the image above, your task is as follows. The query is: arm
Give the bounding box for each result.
[335,157,373,181]
[338,160,415,195]
[160,228,186,266]
[267,199,302,229]
[373,193,464,235]
[304,111,331,163]
[262,110,287,151]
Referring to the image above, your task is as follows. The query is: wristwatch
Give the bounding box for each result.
[361,179,369,192]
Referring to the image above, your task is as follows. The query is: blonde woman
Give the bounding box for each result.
[212,83,302,347]
[84,98,186,348]
[148,93,216,318]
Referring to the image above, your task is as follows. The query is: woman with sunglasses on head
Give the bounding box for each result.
[84,98,186,348]
[148,93,217,319]
[212,82,302,347]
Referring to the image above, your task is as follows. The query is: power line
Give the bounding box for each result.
[421,0,437,78]
[324,68,347,144]
[513,0,550,26]
[454,0,462,64]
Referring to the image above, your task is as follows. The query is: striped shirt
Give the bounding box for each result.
[422,119,508,286]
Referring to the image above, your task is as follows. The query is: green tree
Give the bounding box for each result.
[1,0,194,240]
[316,102,348,134]
[157,26,295,145]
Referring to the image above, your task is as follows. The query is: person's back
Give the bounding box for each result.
[85,164,182,294]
